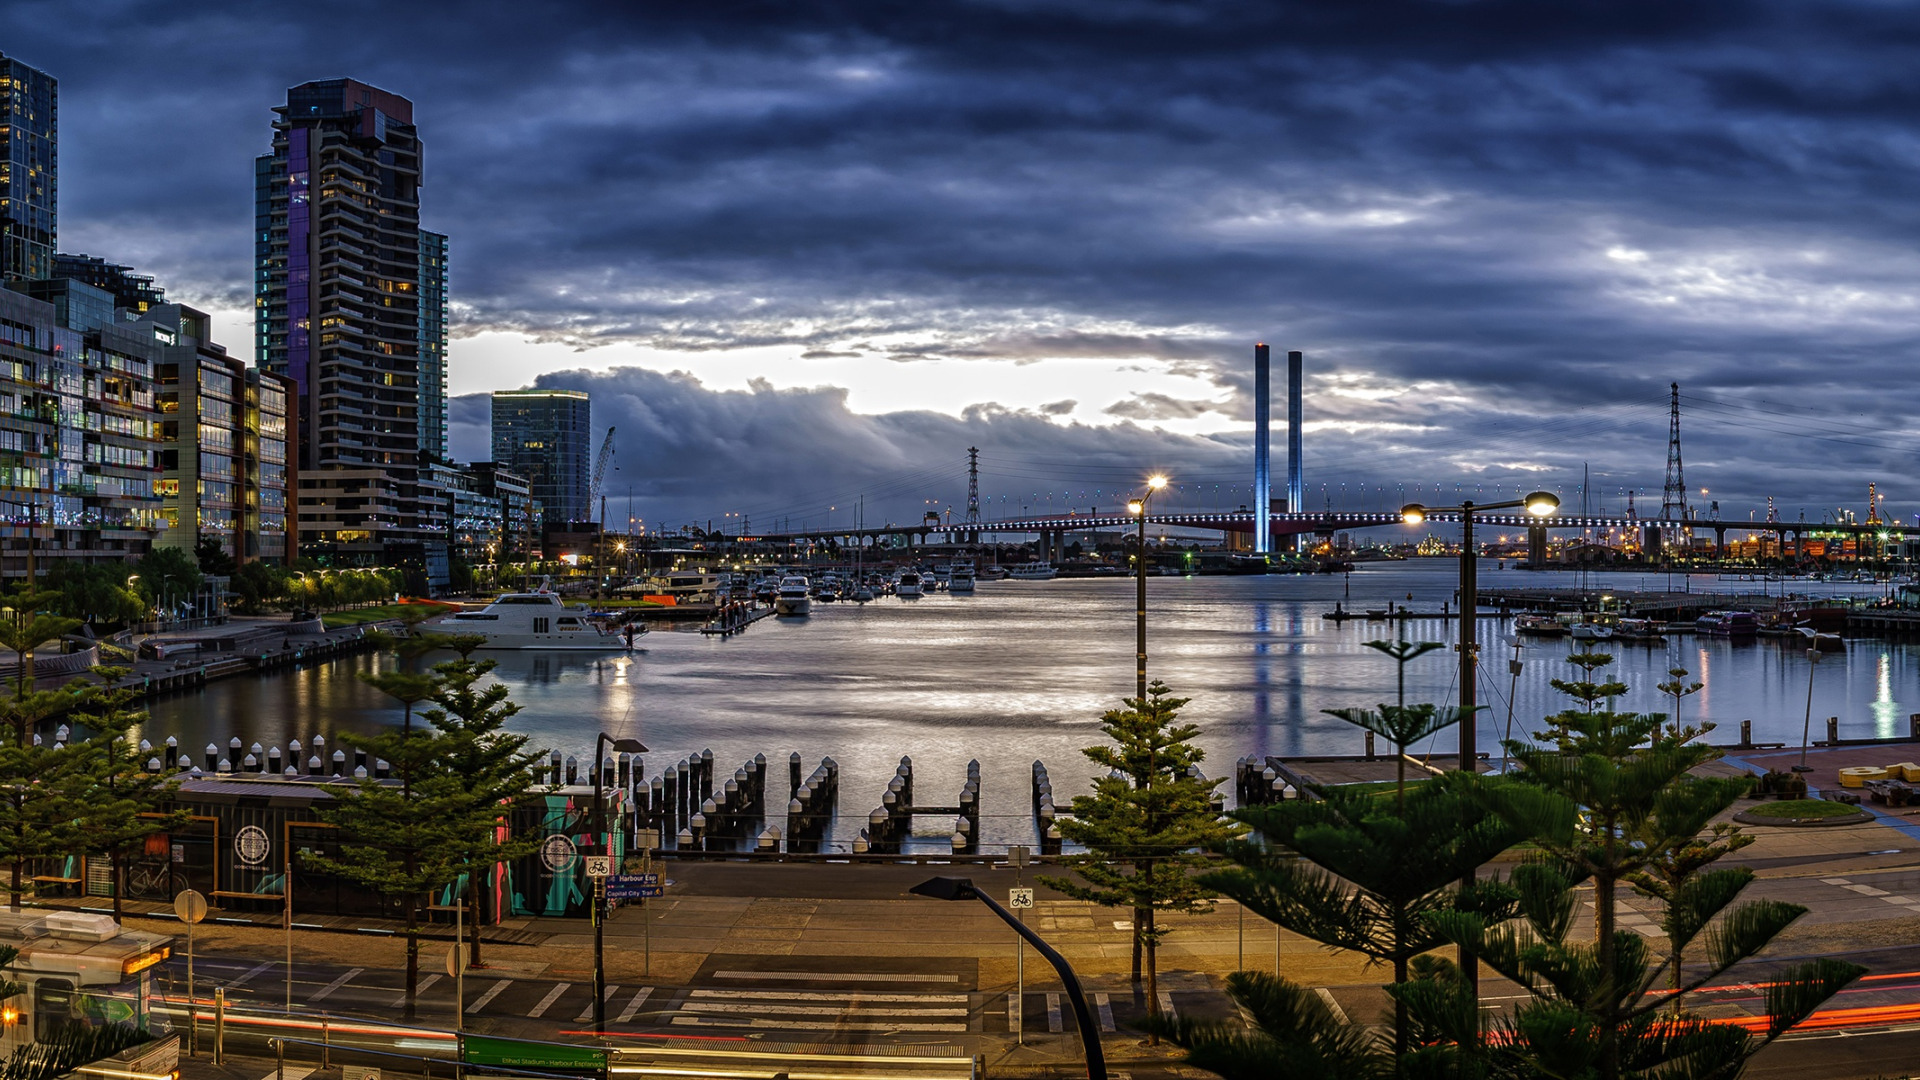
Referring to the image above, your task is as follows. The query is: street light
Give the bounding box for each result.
[593,731,648,1032]
[1128,475,1169,699]
[1402,490,1557,993]
[910,876,1106,1080]
[1399,489,1560,768]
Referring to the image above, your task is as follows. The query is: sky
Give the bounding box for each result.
[10,0,1920,534]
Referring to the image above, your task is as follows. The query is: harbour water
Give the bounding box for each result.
[143,561,1919,848]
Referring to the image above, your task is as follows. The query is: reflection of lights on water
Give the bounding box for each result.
[1875,652,1899,738]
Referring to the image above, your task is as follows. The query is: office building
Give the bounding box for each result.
[490,389,591,525]
[465,461,541,559]
[0,282,164,571]
[0,53,56,282]
[254,78,446,562]
[135,304,294,566]
[50,254,166,314]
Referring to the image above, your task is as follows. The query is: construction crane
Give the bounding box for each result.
[591,425,617,526]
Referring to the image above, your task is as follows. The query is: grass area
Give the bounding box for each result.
[320,601,458,629]
[1744,798,1862,820]
[1334,776,1436,799]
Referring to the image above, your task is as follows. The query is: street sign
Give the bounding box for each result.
[1009,888,1034,909]
[1008,845,1030,870]
[607,875,664,901]
[173,889,208,925]
[445,942,469,979]
[584,855,612,879]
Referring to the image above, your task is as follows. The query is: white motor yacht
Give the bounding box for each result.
[428,590,626,650]
[774,576,813,616]
[1007,562,1057,580]
[895,571,926,598]
[948,565,977,593]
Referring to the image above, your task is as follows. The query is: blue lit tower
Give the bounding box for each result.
[491,389,593,526]
[1253,343,1270,554]
[1287,350,1304,553]
[0,52,57,282]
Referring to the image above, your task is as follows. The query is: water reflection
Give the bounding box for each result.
[137,564,1920,845]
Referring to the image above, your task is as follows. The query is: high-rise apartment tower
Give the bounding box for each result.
[490,389,592,526]
[254,78,447,562]
[0,53,57,282]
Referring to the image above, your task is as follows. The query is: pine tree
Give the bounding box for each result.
[309,717,467,1018]
[421,652,546,966]
[67,668,186,923]
[0,684,91,910]
[1440,652,1863,1080]
[1204,774,1520,1075]
[1039,682,1243,1035]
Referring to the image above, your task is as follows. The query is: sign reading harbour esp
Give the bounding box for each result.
[607,873,663,900]
[462,1035,607,1070]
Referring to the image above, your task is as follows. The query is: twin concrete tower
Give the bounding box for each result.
[1251,344,1304,554]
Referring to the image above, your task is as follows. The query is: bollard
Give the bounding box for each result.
[284,767,298,778]
[374,758,390,780]
[165,736,179,769]
[147,757,162,774]
[267,746,283,774]
[214,987,226,1064]
[700,748,715,801]
[1827,716,1840,745]
[230,737,243,761]
[689,813,707,851]
[790,751,803,799]
[217,759,231,774]
[1364,731,1376,760]
[308,755,323,777]
[564,755,578,785]
[242,754,257,773]
[332,749,347,776]
[205,744,219,772]
[1740,720,1752,747]
[1911,713,1920,742]
[354,748,367,774]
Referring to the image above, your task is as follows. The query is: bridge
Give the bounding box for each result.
[723,509,1920,562]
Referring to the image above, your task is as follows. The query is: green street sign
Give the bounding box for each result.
[461,1035,607,1071]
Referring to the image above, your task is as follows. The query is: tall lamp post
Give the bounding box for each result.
[1402,491,1557,993]
[1128,475,1169,699]
[910,877,1106,1080]
[593,732,647,1031]
[1400,492,1560,770]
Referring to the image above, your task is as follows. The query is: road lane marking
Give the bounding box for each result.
[711,970,960,983]
[668,1017,966,1033]
[1315,987,1351,1025]
[677,1002,965,1018]
[308,967,363,1003]
[1158,991,1176,1019]
[1093,993,1115,1031]
[1008,993,1019,1035]
[229,961,275,988]
[687,990,970,1003]
[575,984,620,1023]
[528,982,570,1018]
[1047,993,1062,1033]
[617,988,652,1024]
[392,974,441,1005]
[468,979,511,1014]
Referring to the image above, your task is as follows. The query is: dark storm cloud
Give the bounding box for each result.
[11,0,1920,522]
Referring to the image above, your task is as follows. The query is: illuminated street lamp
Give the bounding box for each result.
[1128,475,1169,699]
[1398,491,1560,771]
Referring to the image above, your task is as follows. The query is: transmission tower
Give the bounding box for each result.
[965,447,981,532]
[1660,382,1688,537]
[1868,482,1882,525]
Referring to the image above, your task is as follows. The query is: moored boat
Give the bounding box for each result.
[1007,562,1057,580]
[773,576,813,616]
[1514,614,1567,637]
[428,589,627,650]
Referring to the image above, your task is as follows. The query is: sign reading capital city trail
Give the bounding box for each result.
[584,855,612,879]
[1009,888,1035,909]
[607,874,663,900]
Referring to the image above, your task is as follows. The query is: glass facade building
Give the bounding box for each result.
[255,78,447,563]
[0,53,56,283]
[490,389,592,525]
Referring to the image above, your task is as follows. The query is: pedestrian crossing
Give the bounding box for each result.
[1822,875,1920,912]
[169,955,1197,1037]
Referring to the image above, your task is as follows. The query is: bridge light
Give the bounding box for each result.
[1524,491,1560,517]
[1148,475,1168,490]
[1401,503,1426,525]
[1128,500,1145,515]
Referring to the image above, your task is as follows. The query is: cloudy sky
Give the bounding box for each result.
[11,0,1920,533]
